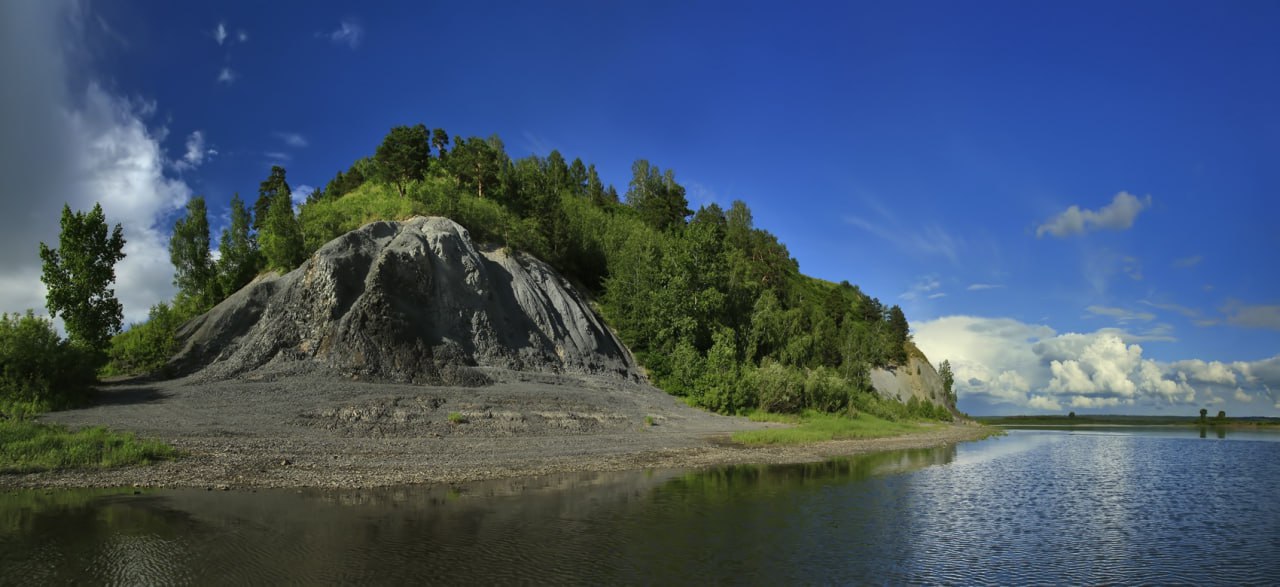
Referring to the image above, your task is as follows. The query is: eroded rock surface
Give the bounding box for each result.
[169,216,639,384]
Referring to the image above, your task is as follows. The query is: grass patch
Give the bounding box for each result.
[0,419,178,474]
[447,412,467,425]
[732,410,923,445]
[644,415,655,427]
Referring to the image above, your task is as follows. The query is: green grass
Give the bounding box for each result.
[732,410,924,445]
[0,418,178,474]
[447,411,467,425]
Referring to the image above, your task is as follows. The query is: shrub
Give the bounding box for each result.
[0,311,96,413]
[804,366,848,413]
[104,302,197,376]
[755,361,805,414]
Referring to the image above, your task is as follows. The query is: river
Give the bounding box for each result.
[3,427,1278,585]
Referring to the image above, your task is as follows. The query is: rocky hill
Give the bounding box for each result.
[168,216,639,385]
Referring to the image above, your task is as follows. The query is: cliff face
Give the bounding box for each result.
[169,216,639,384]
[869,351,950,408]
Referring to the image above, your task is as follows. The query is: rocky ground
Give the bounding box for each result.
[3,371,992,489]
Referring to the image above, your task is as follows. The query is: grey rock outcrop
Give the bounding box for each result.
[870,354,950,407]
[169,216,639,384]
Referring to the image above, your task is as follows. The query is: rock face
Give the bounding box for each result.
[169,217,640,384]
[870,354,950,408]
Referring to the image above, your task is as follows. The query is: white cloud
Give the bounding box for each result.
[1234,388,1254,403]
[173,130,215,171]
[913,315,1274,413]
[967,283,1003,291]
[236,30,248,43]
[217,67,236,84]
[845,196,963,263]
[265,151,291,162]
[1036,191,1152,238]
[214,22,227,45]
[325,20,363,49]
[0,2,188,325]
[927,292,947,300]
[1086,305,1155,323]
[291,184,315,208]
[273,131,308,148]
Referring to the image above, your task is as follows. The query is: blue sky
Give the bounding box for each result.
[2,1,1277,415]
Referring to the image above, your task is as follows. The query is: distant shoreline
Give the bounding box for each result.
[1,375,995,491]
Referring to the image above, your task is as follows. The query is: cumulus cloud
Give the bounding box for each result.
[0,2,188,324]
[1234,388,1254,403]
[214,22,227,45]
[913,314,1275,414]
[325,20,363,49]
[1036,191,1152,238]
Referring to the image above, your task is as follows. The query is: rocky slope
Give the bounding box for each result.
[168,216,639,384]
[869,349,950,407]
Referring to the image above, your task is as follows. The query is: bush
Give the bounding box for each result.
[0,311,96,413]
[754,361,805,414]
[804,366,848,413]
[104,302,197,377]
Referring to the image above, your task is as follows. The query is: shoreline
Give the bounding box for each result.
[1,423,996,490]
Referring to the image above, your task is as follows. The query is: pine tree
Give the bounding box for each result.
[374,124,430,197]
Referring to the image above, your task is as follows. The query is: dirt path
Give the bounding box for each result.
[3,372,994,489]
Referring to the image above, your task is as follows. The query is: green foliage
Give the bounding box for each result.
[447,411,467,425]
[374,124,431,197]
[625,159,691,231]
[216,194,261,296]
[753,361,805,414]
[939,359,955,405]
[259,170,306,273]
[447,135,507,199]
[104,302,198,377]
[732,410,918,445]
[38,203,126,356]
[169,196,220,309]
[0,419,177,473]
[253,165,291,233]
[0,312,95,413]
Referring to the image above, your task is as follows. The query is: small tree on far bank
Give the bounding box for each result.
[1199,408,1208,424]
[38,203,126,357]
[939,359,955,406]
[1217,410,1226,421]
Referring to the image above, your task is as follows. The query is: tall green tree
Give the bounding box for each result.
[216,194,261,295]
[448,135,507,199]
[259,188,305,273]
[626,159,691,231]
[38,203,126,355]
[169,196,219,309]
[939,359,955,405]
[586,164,606,206]
[253,165,291,233]
[374,124,430,197]
[887,305,910,364]
[431,128,450,158]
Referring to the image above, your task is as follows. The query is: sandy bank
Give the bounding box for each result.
[2,373,994,489]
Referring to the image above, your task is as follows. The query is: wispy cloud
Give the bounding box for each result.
[273,131,308,148]
[237,30,248,43]
[1086,305,1156,323]
[214,22,227,45]
[845,197,962,263]
[900,276,943,301]
[1036,191,1152,238]
[1222,302,1280,331]
[217,67,236,84]
[967,283,1004,291]
[323,20,363,49]
[1173,255,1203,268]
[264,151,291,162]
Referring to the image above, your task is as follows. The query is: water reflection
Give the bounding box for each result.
[2,432,1278,585]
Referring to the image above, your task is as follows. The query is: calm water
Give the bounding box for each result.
[3,428,1279,585]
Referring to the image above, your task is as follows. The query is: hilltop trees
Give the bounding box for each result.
[626,159,691,231]
[39,203,126,356]
[253,166,291,233]
[169,196,219,310]
[216,194,260,295]
[939,359,955,405]
[374,124,430,197]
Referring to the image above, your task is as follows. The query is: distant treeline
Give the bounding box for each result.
[109,124,952,420]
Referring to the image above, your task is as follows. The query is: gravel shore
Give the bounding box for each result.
[3,372,994,489]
